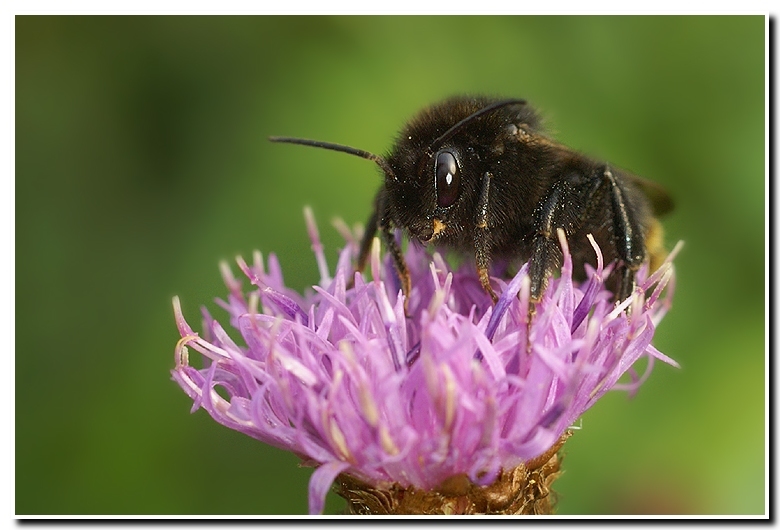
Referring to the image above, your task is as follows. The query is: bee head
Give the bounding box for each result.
[269,97,527,244]
[384,97,526,243]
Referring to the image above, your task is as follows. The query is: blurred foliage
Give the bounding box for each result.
[16,16,765,515]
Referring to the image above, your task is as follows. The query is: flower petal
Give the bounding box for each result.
[308,461,351,515]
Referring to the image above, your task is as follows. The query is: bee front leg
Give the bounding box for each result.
[474,172,499,303]
[380,221,411,314]
[355,207,379,275]
[351,192,381,292]
[356,189,411,314]
[356,189,409,289]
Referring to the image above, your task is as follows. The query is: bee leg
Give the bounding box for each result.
[601,165,646,303]
[380,221,411,314]
[350,193,381,292]
[618,266,636,305]
[355,207,379,275]
[354,189,411,314]
[528,185,567,305]
[527,173,590,348]
[474,172,499,303]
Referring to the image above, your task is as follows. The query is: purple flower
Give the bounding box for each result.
[172,208,680,515]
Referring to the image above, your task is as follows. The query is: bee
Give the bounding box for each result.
[270,96,672,308]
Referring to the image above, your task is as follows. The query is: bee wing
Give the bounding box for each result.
[623,172,674,216]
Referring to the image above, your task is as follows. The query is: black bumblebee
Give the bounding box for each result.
[271,96,672,307]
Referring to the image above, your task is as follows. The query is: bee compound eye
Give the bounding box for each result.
[435,151,460,208]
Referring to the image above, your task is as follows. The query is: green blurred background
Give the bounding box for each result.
[16,16,765,515]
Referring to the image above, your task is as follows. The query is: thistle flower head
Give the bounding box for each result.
[172,209,679,515]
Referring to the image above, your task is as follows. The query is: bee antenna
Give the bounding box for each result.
[269,136,397,182]
[429,98,527,152]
